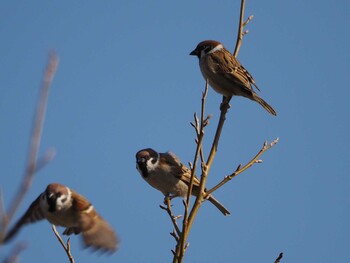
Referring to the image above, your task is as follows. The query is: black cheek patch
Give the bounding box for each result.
[138,163,149,178]
[47,197,57,212]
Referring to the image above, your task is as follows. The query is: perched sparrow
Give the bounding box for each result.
[136,148,230,216]
[3,183,118,252]
[190,40,277,116]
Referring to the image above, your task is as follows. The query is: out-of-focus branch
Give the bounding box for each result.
[274,252,284,263]
[2,242,27,263]
[52,225,75,263]
[1,51,58,236]
[205,138,279,196]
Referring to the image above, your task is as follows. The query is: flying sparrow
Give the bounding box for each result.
[3,183,118,252]
[136,148,230,216]
[190,40,277,116]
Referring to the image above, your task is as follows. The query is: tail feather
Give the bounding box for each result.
[208,195,230,216]
[253,94,277,116]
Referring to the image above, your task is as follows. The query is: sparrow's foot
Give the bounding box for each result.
[220,96,231,111]
[163,194,178,205]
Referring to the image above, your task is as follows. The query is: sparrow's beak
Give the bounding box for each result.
[189,49,198,56]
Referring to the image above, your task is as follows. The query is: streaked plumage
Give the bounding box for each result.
[190,40,277,116]
[136,148,230,216]
[3,183,118,253]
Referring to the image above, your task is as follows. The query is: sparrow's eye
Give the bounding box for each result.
[137,157,146,163]
[203,45,211,52]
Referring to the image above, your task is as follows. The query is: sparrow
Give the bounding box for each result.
[3,183,118,253]
[190,40,277,116]
[136,148,230,216]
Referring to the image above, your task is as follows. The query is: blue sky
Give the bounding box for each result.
[1,0,349,262]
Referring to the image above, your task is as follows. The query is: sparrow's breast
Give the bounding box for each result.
[43,207,78,227]
[199,57,232,97]
[145,169,188,197]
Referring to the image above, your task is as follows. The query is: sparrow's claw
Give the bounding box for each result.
[220,100,231,111]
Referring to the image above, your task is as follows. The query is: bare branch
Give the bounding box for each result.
[2,51,58,234]
[160,197,182,238]
[52,225,75,263]
[205,95,231,170]
[171,1,278,262]
[205,138,279,196]
[35,148,56,174]
[172,82,209,262]
[233,0,254,57]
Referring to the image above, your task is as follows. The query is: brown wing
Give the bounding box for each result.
[3,194,45,242]
[71,191,119,253]
[79,212,119,253]
[211,49,261,93]
[163,152,201,187]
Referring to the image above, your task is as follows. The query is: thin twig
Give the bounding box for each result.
[205,96,231,170]
[160,197,182,239]
[4,52,58,232]
[274,252,284,263]
[205,138,279,196]
[172,1,268,261]
[233,0,246,57]
[173,2,247,259]
[186,82,208,205]
[52,225,75,263]
[174,83,209,263]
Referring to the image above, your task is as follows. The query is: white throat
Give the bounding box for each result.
[56,187,72,211]
[207,44,223,55]
[146,156,159,172]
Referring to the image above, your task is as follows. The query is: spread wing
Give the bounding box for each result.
[79,212,119,253]
[71,191,119,253]
[4,194,45,242]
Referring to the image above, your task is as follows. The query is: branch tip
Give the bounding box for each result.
[243,15,254,26]
[174,215,183,220]
[272,137,280,145]
[274,252,284,263]
[52,225,75,263]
